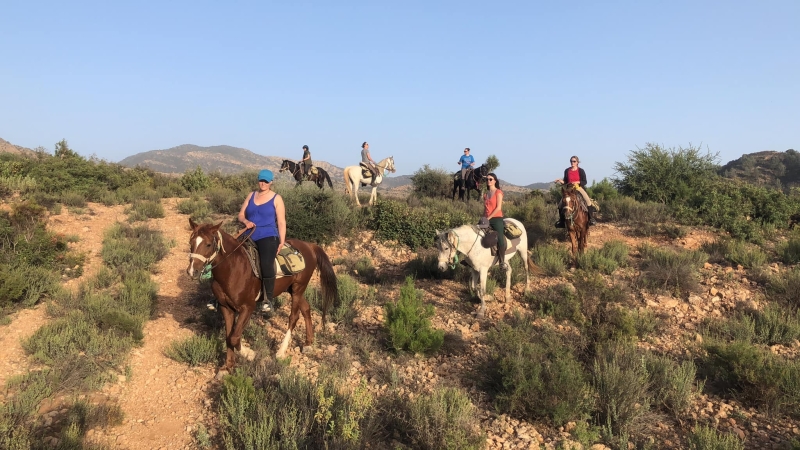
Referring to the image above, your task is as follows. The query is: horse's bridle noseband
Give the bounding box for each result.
[189,230,225,267]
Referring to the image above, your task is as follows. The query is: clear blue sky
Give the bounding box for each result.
[2,1,797,185]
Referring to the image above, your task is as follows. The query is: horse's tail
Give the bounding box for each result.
[528,256,544,276]
[324,169,333,189]
[343,168,351,195]
[313,244,339,326]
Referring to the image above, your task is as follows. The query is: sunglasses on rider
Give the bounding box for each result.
[487,178,495,181]
[570,159,577,163]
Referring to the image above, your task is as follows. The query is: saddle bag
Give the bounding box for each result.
[504,222,523,239]
[276,244,305,275]
[310,166,318,175]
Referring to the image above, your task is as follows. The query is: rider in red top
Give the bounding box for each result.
[555,156,596,227]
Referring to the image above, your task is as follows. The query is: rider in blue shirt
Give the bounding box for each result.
[457,148,475,188]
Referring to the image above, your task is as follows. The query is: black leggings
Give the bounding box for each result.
[489,217,506,249]
[255,236,279,279]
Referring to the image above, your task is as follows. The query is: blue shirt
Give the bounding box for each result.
[459,154,474,170]
[245,192,279,241]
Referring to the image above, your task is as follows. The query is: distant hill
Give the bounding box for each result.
[118,144,345,183]
[524,182,553,191]
[0,138,35,157]
[718,149,800,191]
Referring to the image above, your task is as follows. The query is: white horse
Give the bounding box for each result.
[343,156,396,206]
[435,218,536,318]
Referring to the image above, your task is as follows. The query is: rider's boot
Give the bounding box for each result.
[370,173,377,187]
[555,209,566,228]
[206,295,218,311]
[258,276,275,314]
[588,206,597,226]
[497,239,508,271]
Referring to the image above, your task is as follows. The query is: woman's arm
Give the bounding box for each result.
[580,168,588,188]
[274,194,287,251]
[238,192,255,228]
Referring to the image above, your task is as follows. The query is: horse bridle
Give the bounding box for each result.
[189,228,254,274]
[439,229,480,269]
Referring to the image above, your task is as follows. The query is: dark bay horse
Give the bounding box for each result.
[186,219,339,370]
[561,184,590,259]
[279,160,333,189]
[452,164,489,202]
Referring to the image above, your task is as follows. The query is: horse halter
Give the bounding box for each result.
[440,231,460,269]
[189,230,225,267]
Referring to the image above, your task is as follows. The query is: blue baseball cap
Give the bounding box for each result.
[258,169,274,183]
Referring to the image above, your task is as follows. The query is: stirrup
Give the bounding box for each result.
[259,300,273,314]
[206,300,218,311]
[555,220,565,229]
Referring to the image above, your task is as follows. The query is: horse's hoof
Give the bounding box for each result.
[215,369,230,380]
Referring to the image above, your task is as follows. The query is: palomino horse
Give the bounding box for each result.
[452,164,489,202]
[343,156,396,206]
[186,219,339,370]
[279,160,334,190]
[561,183,590,259]
[435,218,536,318]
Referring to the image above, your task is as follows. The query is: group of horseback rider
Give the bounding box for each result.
[457,150,597,228]
[294,141,381,187]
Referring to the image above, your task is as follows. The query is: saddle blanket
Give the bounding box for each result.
[243,240,306,278]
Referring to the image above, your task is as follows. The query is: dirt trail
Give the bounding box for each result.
[103,201,216,450]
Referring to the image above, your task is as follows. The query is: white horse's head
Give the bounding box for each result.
[434,229,457,271]
[383,156,396,174]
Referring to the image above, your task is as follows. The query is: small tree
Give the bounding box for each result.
[384,277,444,354]
[181,166,211,193]
[485,155,500,172]
[410,165,450,198]
[54,139,78,159]
[612,143,718,205]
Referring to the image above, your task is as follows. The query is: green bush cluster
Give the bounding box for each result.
[687,424,744,450]
[370,199,470,249]
[126,199,165,222]
[779,232,800,264]
[181,166,211,192]
[166,335,223,366]
[702,238,768,269]
[384,277,444,354]
[637,244,707,295]
[410,164,452,199]
[531,244,569,276]
[703,303,800,346]
[280,185,362,244]
[177,196,212,220]
[100,223,171,273]
[766,267,800,308]
[506,192,560,246]
[577,241,629,274]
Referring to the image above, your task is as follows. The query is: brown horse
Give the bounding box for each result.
[561,184,590,259]
[186,219,339,370]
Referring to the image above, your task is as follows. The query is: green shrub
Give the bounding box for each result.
[384,277,444,354]
[645,354,701,416]
[601,196,669,224]
[0,174,37,195]
[370,199,471,249]
[308,273,364,326]
[394,386,485,450]
[0,370,54,449]
[593,342,652,439]
[218,365,376,449]
[165,335,223,366]
[576,249,619,274]
[353,256,380,283]
[637,244,707,295]
[484,316,593,425]
[101,223,170,273]
[527,283,582,324]
[0,264,60,309]
[280,185,362,244]
[126,199,165,222]
[779,232,800,264]
[181,166,211,192]
[766,267,800,308]
[531,244,569,277]
[177,196,211,220]
[60,190,87,207]
[704,303,800,346]
[687,424,744,450]
[505,192,560,246]
[206,187,242,215]
[700,339,800,415]
[702,238,767,269]
[410,164,452,199]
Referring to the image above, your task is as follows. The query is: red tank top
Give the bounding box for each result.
[567,168,581,184]
[484,189,503,218]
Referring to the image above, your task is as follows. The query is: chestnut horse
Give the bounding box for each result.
[186,219,339,370]
[561,184,590,259]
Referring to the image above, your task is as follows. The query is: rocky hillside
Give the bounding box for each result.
[0,138,35,157]
[719,149,800,190]
[118,144,346,182]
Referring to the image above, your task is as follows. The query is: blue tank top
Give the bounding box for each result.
[245,192,279,241]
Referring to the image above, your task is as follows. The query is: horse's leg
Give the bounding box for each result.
[470,269,478,294]
[277,293,300,358]
[369,186,377,206]
[477,267,489,319]
[298,294,314,347]
[520,246,531,293]
[219,305,236,370]
[353,178,362,207]
[504,257,512,301]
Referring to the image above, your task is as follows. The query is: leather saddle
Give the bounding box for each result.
[476,219,521,256]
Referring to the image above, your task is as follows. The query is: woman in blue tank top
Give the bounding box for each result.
[237,169,286,314]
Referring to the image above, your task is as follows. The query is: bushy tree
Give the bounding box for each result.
[410,165,451,198]
[384,277,444,354]
[485,154,500,172]
[180,166,211,193]
[54,139,79,159]
[613,143,719,204]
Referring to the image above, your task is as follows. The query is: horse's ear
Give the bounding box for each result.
[189,218,198,230]
[209,221,223,233]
